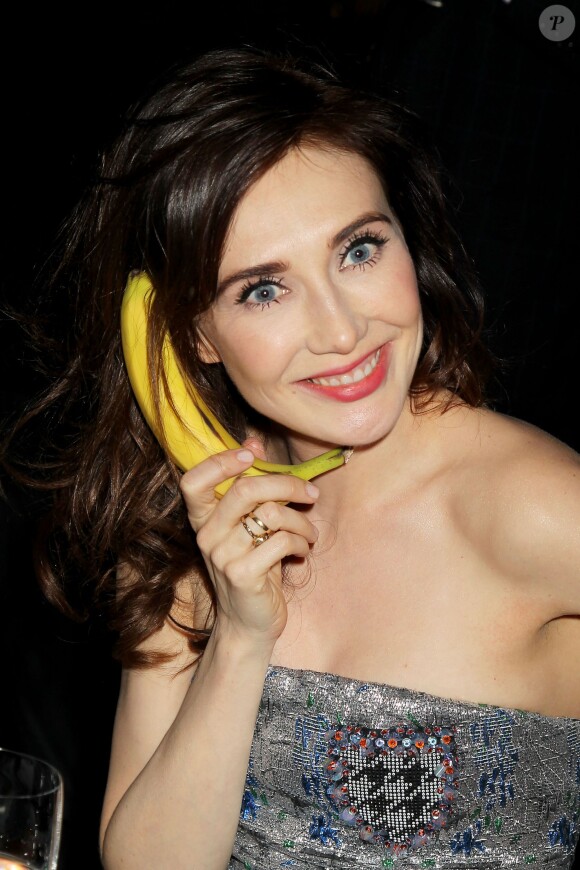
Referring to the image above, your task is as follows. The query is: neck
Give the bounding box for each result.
[288,392,472,519]
[287,397,425,512]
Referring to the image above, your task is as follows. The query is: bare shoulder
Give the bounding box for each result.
[472,408,579,499]
[452,407,580,614]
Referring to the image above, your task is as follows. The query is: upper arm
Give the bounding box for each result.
[490,432,580,617]
[99,571,210,847]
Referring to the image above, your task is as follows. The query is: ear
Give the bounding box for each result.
[196,328,222,364]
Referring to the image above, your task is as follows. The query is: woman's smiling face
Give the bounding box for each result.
[199,146,423,456]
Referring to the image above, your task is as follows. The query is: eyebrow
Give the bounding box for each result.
[330,211,392,249]
[217,211,392,295]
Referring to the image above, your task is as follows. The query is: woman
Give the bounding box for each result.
[7,48,580,867]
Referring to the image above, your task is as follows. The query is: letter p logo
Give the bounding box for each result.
[539,5,576,41]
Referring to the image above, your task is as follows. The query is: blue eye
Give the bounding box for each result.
[339,231,388,270]
[344,242,374,266]
[236,276,283,309]
[247,284,279,305]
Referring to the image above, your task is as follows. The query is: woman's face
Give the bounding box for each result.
[199,146,423,456]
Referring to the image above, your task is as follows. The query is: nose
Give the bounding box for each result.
[305,281,367,355]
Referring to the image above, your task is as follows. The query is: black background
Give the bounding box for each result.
[1,1,578,865]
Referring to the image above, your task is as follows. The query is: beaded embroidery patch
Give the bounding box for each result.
[324,723,459,854]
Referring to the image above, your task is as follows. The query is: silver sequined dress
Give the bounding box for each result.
[229,666,580,868]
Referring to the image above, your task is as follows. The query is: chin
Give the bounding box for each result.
[273,390,411,453]
[342,428,394,450]
[308,416,401,452]
[338,398,409,447]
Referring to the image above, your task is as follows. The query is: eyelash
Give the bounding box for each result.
[338,230,389,270]
[235,275,284,310]
[234,228,390,311]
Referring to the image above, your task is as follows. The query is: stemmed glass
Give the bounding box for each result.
[0,748,63,869]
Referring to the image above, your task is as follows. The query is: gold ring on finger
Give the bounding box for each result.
[240,511,274,547]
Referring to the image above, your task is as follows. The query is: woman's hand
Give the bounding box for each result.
[180,449,319,648]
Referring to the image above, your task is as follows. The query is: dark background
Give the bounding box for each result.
[1,1,578,865]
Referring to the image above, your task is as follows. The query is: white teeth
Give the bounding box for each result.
[310,349,380,387]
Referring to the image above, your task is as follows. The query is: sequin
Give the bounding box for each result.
[547,814,576,849]
[323,722,459,852]
[309,814,341,846]
[471,710,519,810]
[241,766,261,821]
[449,820,486,855]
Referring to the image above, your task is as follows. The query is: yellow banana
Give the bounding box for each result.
[121,273,347,496]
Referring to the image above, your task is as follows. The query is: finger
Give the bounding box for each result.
[217,473,319,528]
[240,502,319,547]
[180,448,255,528]
[198,478,319,563]
[241,434,268,462]
[224,531,312,586]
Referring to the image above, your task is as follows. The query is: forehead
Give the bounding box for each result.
[221,147,390,265]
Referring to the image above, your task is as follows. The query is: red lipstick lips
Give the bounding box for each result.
[298,344,390,403]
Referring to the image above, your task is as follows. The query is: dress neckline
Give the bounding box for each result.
[266,662,580,724]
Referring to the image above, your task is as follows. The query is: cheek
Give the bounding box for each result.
[399,282,421,322]
[215,326,291,391]
[403,255,420,303]
[381,259,421,325]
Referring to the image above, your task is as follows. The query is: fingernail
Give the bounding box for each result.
[306,482,319,498]
[236,449,254,462]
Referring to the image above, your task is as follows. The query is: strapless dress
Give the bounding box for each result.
[229,666,580,868]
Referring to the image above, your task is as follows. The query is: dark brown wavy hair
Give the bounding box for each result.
[2,47,494,667]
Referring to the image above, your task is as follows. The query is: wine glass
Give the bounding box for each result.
[0,748,63,870]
